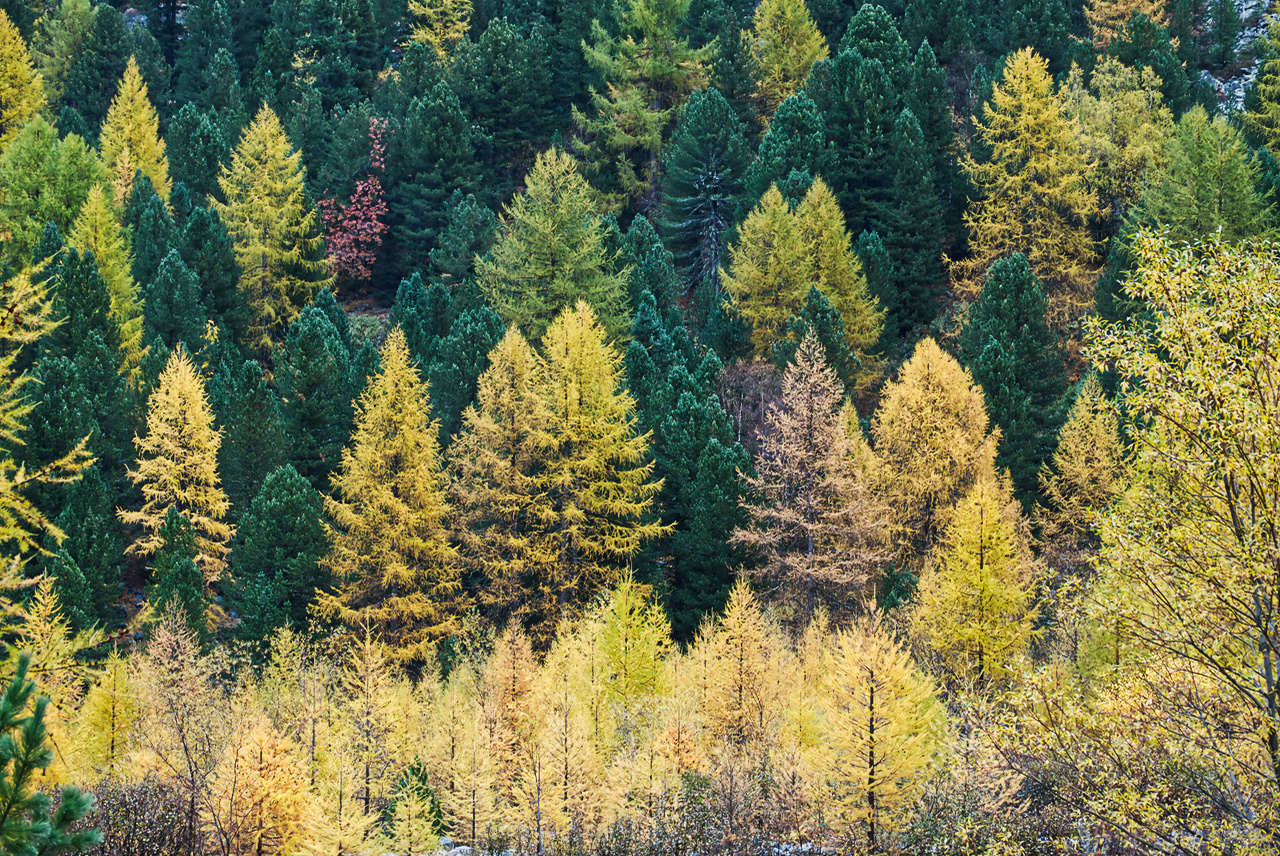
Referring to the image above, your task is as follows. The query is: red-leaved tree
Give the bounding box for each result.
[319,118,390,287]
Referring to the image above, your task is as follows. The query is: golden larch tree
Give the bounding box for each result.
[955,48,1098,321]
[871,337,999,569]
[746,0,828,118]
[99,57,170,204]
[118,347,233,580]
[0,9,44,150]
[536,301,667,636]
[409,0,471,61]
[824,614,946,850]
[912,466,1038,683]
[316,328,461,661]
[69,183,143,375]
[212,105,331,354]
[1085,0,1167,47]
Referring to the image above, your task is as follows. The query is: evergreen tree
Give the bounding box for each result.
[148,506,209,641]
[771,285,863,393]
[384,82,480,285]
[574,0,711,207]
[742,90,831,206]
[0,115,106,268]
[1107,11,1190,117]
[167,105,231,202]
[1131,106,1271,242]
[276,304,356,491]
[854,229,900,340]
[212,105,332,354]
[957,47,1098,321]
[878,108,944,330]
[125,175,177,288]
[178,203,244,336]
[211,359,287,516]
[46,464,121,626]
[733,332,887,623]
[315,328,462,662]
[424,306,506,444]
[293,0,362,110]
[959,254,1068,507]
[477,148,629,343]
[623,292,747,640]
[29,0,92,110]
[40,247,121,363]
[172,0,233,109]
[230,464,328,636]
[98,57,171,205]
[747,0,828,117]
[119,347,234,581]
[429,191,498,288]
[61,1,129,135]
[0,9,43,151]
[142,250,208,351]
[658,87,751,291]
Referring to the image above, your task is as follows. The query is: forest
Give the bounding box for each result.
[0,0,1275,852]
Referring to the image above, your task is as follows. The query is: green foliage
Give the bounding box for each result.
[62,1,129,135]
[743,91,830,207]
[209,359,287,517]
[167,105,232,201]
[142,250,208,352]
[148,506,208,642]
[658,87,751,290]
[276,304,356,491]
[0,653,102,853]
[429,191,498,289]
[230,464,328,639]
[959,254,1068,507]
[771,285,863,393]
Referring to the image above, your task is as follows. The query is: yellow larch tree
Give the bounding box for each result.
[212,105,331,354]
[871,337,999,569]
[118,347,233,581]
[955,48,1098,321]
[98,57,170,205]
[824,614,947,850]
[534,631,603,831]
[746,0,828,118]
[1085,0,1167,47]
[449,326,558,633]
[536,301,667,638]
[73,648,139,783]
[0,9,44,150]
[316,328,461,662]
[722,178,882,359]
[69,183,144,375]
[912,466,1038,683]
[409,0,471,62]
[700,581,785,749]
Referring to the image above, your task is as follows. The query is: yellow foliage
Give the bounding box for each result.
[409,0,471,62]
[69,183,144,377]
[99,57,170,204]
[746,0,828,117]
[0,10,44,151]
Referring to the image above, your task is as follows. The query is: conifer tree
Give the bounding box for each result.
[742,90,830,206]
[872,338,999,569]
[0,115,106,267]
[959,254,1068,506]
[1084,0,1166,47]
[537,302,666,630]
[733,332,887,623]
[700,580,782,746]
[429,191,498,289]
[1132,106,1271,242]
[212,105,332,354]
[172,0,233,109]
[43,465,121,626]
[61,1,129,134]
[148,506,209,641]
[0,9,43,151]
[878,108,944,329]
[125,175,176,288]
[69,185,144,373]
[316,328,461,661]
[956,48,1098,321]
[825,615,944,849]
[29,0,91,110]
[409,0,470,60]
[142,250,208,352]
[119,347,233,580]
[98,57,170,205]
[178,203,243,335]
[658,87,751,291]
[276,304,356,491]
[912,467,1036,682]
[722,178,882,361]
[747,0,828,117]
[1037,373,1126,546]
[232,465,329,640]
[450,326,557,638]
[575,0,712,206]
[478,148,629,344]
[210,359,287,516]
[167,106,231,202]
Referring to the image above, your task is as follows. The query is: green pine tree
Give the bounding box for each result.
[148,506,210,642]
[142,250,209,351]
[276,304,356,491]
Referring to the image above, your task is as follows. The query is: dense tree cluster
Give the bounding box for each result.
[0,0,1276,852]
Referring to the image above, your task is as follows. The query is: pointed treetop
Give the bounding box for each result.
[99,56,171,204]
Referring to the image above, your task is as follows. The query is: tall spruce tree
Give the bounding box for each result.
[276,304,356,491]
[61,0,129,135]
[210,359,288,517]
[958,254,1068,507]
[142,250,208,352]
[148,506,209,641]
